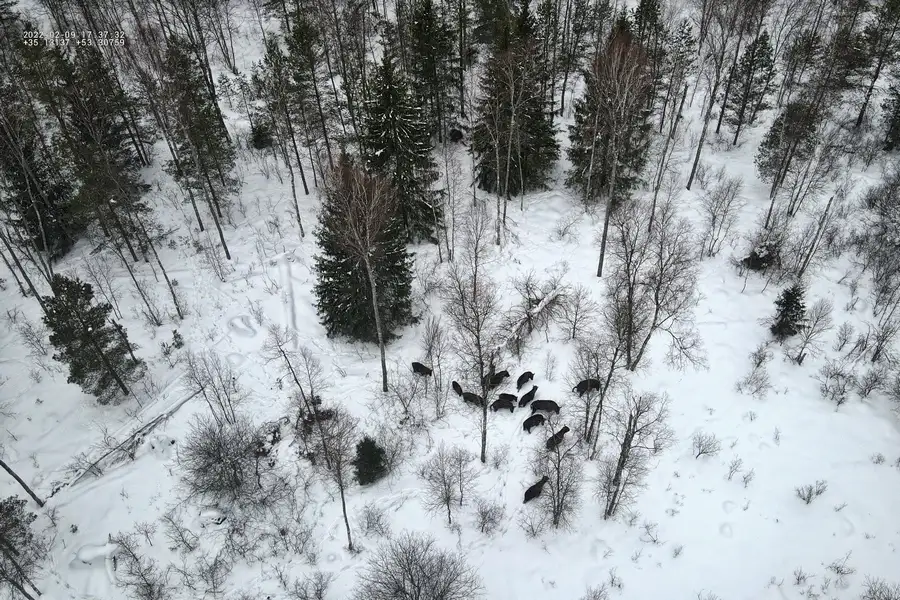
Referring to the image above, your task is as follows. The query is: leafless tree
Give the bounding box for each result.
[604,197,704,372]
[418,444,476,525]
[382,361,428,424]
[692,432,722,458]
[502,269,567,358]
[532,416,583,529]
[860,576,900,600]
[109,532,171,600]
[474,498,505,535]
[82,253,124,319]
[322,160,403,392]
[592,28,653,277]
[567,331,628,457]
[699,172,745,257]
[557,284,599,341]
[316,408,359,551]
[184,351,248,425]
[352,532,483,600]
[442,202,502,463]
[789,298,833,364]
[598,387,673,519]
[421,315,452,419]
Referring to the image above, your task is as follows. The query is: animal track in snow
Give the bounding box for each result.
[227,315,258,338]
[227,353,247,367]
[719,523,733,538]
[722,500,737,514]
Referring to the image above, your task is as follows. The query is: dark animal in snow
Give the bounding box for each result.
[516,371,534,390]
[519,386,538,407]
[412,362,433,376]
[449,128,464,143]
[451,381,463,396]
[462,392,485,407]
[523,476,550,503]
[545,426,571,451]
[491,397,516,412]
[489,370,510,388]
[498,392,517,403]
[300,408,336,435]
[530,400,560,414]
[573,378,601,396]
[523,413,545,433]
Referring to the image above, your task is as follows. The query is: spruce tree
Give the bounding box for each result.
[770,283,807,342]
[0,495,46,598]
[42,274,144,402]
[362,48,442,242]
[883,77,900,150]
[408,0,458,138]
[313,156,414,345]
[472,1,559,197]
[352,436,388,484]
[755,101,819,187]
[726,31,776,145]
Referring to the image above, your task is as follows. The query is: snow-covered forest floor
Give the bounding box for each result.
[2,0,900,599]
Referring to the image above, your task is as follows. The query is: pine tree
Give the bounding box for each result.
[472,2,559,197]
[726,30,776,145]
[856,0,900,127]
[883,77,900,150]
[162,35,237,259]
[408,0,458,139]
[313,156,414,345]
[42,274,144,402]
[755,101,819,190]
[0,495,46,598]
[352,436,388,484]
[362,48,442,242]
[567,19,652,207]
[770,283,807,341]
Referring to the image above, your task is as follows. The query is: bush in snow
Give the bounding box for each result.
[692,432,721,459]
[474,498,505,535]
[770,283,807,342]
[351,532,482,600]
[110,532,171,600]
[861,576,900,600]
[795,480,828,504]
[286,571,334,600]
[817,360,856,407]
[580,584,610,600]
[352,436,387,485]
[357,502,391,538]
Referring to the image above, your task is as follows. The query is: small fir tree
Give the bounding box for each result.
[313,156,414,344]
[42,274,144,402]
[770,283,807,342]
[726,31,777,144]
[362,47,442,242]
[353,436,388,484]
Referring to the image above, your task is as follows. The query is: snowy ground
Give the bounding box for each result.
[2,3,900,600]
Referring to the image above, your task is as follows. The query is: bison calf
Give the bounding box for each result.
[451,381,463,396]
[412,362,433,376]
[545,426,570,451]
[523,476,550,503]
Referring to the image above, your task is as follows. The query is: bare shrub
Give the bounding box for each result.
[16,317,48,357]
[286,571,335,600]
[351,532,483,600]
[736,365,772,398]
[567,332,627,456]
[856,366,886,398]
[357,503,391,538]
[474,498,505,535]
[532,415,583,529]
[795,480,828,504]
[580,584,610,600]
[552,211,582,242]
[383,361,427,423]
[490,443,510,470]
[860,576,900,600]
[502,269,566,359]
[699,174,744,257]
[789,298,833,364]
[793,567,810,586]
[833,322,855,352]
[110,532,171,600]
[742,468,756,488]
[194,551,232,598]
[517,510,549,539]
[372,421,411,476]
[161,513,199,554]
[817,360,857,407]
[418,444,476,525]
[726,457,743,480]
[556,284,599,341]
[692,432,721,459]
[200,239,235,282]
[421,315,452,419]
[185,351,248,425]
[825,552,856,587]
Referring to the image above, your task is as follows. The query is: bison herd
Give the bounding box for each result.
[411,361,602,505]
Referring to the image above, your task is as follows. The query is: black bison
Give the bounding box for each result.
[545,426,571,451]
[530,400,560,414]
[451,381,463,396]
[516,371,534,390]
[490,397,515,412]
[484,369,510,389]
[462,392,485,407]
[412,362,433,376]
[519,386,538,407]
[448,128,464,143]
[573,378,601,396]
[498,392,517,403]
[523,476,550,503]
[522,413,545,433]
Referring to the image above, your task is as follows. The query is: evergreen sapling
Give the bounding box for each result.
[353,436,388,485]
[770,283,807,342]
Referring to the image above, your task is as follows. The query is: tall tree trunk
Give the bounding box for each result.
[137,220,183,320]
[363,258,389,392]
[686,73,723,190]
[0,458,45,507]
[0,230,47,315]
[596,139,618,277]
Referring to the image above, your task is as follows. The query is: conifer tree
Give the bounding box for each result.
[42,274,144,402]
[770,283,807,342]
[472,2,558,198]
[362,48,442,242]
[162,35,237,260]
[408,0,458,139]
[883,76,900,150]
[313,156,414,350]
[0,495,47,599]
[352,436,388,484]
[727,31,776,145]
[856,0,900,127]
